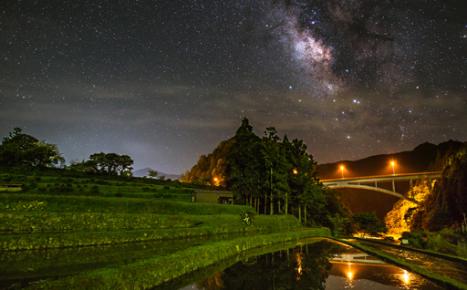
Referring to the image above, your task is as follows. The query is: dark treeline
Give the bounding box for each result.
[0,127,133,177]
[184,118,349,228]
[69,153,133,176]
[0,128,64,168]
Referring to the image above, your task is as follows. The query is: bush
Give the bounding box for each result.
[401,230,427,248]
[89,185,100,194]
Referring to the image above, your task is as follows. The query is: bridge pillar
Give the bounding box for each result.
[392,179,396,192]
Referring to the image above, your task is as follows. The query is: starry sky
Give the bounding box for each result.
[1,0,466,174]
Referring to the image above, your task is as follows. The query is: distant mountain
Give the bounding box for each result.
[133,167,180,180]
[317,140,466,179]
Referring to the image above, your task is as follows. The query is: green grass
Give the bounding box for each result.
[0,188,300,250]
[0,213,302,250]
[0,186,22,192]
[0,193,249,214]
[0,169,314,288]
[24,228,330,290]
[0,212,300,234]
[0,171,198,201]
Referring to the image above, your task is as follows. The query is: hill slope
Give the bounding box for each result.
[317,140,465,179]
[133,167,180,180]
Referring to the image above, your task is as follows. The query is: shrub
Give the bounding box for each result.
[89,185,100,194]
[402,230,427,248]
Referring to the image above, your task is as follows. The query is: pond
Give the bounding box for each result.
[166,239,443,290]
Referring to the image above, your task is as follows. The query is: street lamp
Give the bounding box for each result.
[339,164,345,179]
[390,159,396,176]
[292,168,299,175]
[213,176,220,186]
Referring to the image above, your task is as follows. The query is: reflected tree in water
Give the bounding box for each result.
[198,241,341,290]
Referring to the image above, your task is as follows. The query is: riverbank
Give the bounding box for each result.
[24,228,330,289]
[339,239,467,290]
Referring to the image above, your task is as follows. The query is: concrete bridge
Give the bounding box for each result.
[321,171,441,203]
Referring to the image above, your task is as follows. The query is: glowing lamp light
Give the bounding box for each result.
[346,271,354,281]
[295,253,303,280]
[402,270,410,285]
[292,168,299,175]
[212,176,221,186]
[390,159,396,175]
[339,164,345,179]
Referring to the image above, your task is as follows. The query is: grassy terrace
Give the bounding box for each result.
[24,229,329,290]
[0,170,330,289]
[0,191,303,250]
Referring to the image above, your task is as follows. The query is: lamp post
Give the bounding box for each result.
[213,176,220,186]
[340,164,345,179]
[390,160,396,176]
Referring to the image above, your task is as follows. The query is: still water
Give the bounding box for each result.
[175,240,443,290]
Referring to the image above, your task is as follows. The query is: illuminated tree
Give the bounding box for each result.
[385,182,431,238]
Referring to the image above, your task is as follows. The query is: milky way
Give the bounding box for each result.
[276,6,339,96]
[0,0,466,174]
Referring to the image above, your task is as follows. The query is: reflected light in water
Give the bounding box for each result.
[346,262,354,280]
[295,252,303,280]
[345,262,355,287]
[402,270,411,286]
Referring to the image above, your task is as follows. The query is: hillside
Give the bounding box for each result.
[316,140,466,179]
[133,167,180,180]
[180,138,235,186]
[182,137,466,184]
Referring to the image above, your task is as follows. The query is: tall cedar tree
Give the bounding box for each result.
[260,128,290,215]
[226,118,262,206]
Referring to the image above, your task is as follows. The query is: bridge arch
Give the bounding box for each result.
[328,184,404,199]
[321,172,441,205]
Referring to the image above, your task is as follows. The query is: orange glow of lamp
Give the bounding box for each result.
[339,164,345,179]
[390,159,396,175]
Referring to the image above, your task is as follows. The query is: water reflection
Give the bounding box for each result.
[327,247,429,290]
[179,240,442,290]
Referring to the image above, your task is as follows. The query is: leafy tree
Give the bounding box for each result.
[385,181,431,238]
[0,127,64,167]
[260,127,289,215]
[352,212,386,237]
[182,118,349,227]
[319,189,353,236]
[283,136,324,223]
[226,118,262,207]
[70,152,133,176]
[68,159,98,174]
[148,169,158,178]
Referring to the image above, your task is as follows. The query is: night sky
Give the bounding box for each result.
[1,0,466,174]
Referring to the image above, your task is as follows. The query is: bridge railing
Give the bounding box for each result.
[320,171,441,183]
